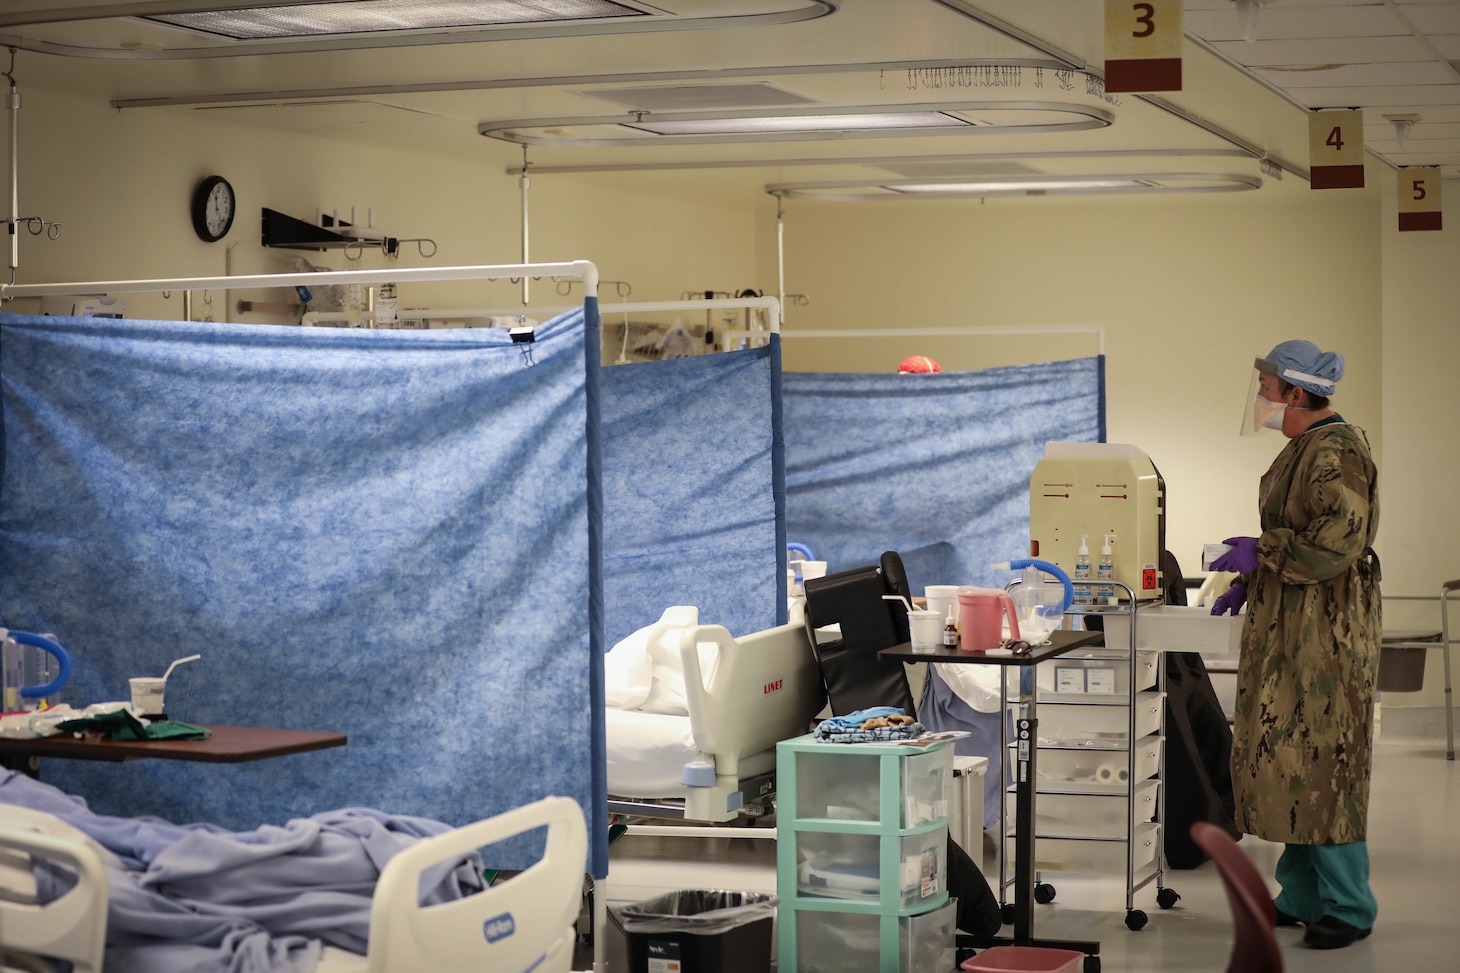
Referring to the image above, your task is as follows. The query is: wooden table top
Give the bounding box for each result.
[0,724,347,764]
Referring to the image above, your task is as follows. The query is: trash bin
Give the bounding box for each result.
[618,889,777,973]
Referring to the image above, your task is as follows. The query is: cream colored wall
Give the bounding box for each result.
[1377,169,1460,711]
[6,87,761,322]
[763,191,1383,578]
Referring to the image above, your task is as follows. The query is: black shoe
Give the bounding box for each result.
[1303,915,1372,949]
[1274,905,1302,927]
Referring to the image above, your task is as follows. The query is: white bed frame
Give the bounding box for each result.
[0,796,588,973]
[609,603,825,824]
[0,819,108,973]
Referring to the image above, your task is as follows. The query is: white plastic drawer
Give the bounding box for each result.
[1104,605,1242,658]
[1005,780,1160,839]
[793,902,955,973]
[1037,651,1157,698]
[1007,822,1160,874]
[1024,736,1163,786]
[1037,691,1163,744]
[796,827,947,909]
[792,746,952,828]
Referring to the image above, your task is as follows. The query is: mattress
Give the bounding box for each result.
[606,708,773,798]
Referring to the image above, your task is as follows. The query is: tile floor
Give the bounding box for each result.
[598,737,1460,972]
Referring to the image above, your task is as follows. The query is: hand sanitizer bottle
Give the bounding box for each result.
[1073,535,1093,606]
[1097,534,1116,604]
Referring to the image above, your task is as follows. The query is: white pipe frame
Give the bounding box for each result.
[300,296,782,333]
[780,323,1104,355]
[1,261,600,304]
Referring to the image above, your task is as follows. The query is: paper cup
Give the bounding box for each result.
[129,677,166,718]
[908,609,943,653]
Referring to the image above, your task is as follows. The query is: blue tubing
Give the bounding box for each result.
[1007,558,1075,613]
[11,630,72,698]
[787,542,815,561]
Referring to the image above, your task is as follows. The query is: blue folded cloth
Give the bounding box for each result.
[813,707,925,743]
[815,706,907,733]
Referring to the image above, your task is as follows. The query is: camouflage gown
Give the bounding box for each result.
[1230,418,1381,845]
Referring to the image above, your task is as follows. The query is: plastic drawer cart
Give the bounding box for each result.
[1000,582,1181,933]
[776,734,955,973]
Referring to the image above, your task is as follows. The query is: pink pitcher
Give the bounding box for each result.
[957,587,1021,652]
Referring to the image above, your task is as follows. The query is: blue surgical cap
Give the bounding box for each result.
[1261,339,1345,397]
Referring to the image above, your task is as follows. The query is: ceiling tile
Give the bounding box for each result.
[1431,35,1460,59]
[1393,4,1460,34]
[1208,36,1432,65]
[1364,121,1460,140]
[1253,61,1458,87]
[1186,5,1411,41]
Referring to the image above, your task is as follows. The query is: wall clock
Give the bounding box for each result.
[191,175,235,242]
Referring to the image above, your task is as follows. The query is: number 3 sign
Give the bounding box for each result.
[1309,109,1365,189]
[1104,0,1182,93]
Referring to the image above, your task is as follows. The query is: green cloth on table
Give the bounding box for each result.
[53,709,212,741]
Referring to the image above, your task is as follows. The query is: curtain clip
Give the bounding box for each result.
[509,325,536,367]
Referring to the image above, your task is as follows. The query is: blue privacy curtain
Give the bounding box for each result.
[0,304,609,877]
[783,357,1104,592]
[601,338,785,646]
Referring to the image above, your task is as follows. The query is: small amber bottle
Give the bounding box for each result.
[942,607,960,648]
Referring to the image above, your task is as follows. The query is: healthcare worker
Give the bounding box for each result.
[1209,339,1381,949]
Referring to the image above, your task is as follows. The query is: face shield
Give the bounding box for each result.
[1240,358,1286,437]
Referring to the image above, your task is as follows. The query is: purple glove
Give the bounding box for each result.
[1210,535,1260,575]
[1211,580,1247,616]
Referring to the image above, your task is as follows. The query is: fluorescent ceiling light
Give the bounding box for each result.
[146,0,645,39]
[892,178,1145,193]
[625,112,971,136]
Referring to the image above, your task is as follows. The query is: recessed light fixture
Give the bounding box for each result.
[145,0,650,39]
[480,102,1114,146]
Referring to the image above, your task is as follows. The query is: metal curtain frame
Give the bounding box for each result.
[0,261,599,304]
[299,295,783,332]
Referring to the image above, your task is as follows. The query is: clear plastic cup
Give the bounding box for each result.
[129,677,166,718]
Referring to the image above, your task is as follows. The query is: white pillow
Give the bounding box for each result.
[604,606,698,710]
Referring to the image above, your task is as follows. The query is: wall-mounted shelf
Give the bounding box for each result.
[261,207,399,255]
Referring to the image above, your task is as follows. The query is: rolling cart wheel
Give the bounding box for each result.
[1156,887,1181,909]
[1033,883,1057,904]
[1000,903,1016,925]
[1124,908,1148,931]
[1083,957,1102,973]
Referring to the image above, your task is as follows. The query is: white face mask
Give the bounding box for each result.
[1252,394,1286,431]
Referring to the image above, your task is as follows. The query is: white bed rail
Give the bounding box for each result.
[0,821,108,973]
[368,796,588,973]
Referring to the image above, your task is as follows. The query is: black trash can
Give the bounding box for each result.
[618,889,777,973]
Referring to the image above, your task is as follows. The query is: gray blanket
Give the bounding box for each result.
[1,770,485,973]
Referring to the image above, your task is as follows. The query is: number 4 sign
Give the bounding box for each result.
[1398,168,1442,231]
[1309,109,1365,189]
[1104,0,1182,93]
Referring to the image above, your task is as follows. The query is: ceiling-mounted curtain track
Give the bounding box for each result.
[0,261,600,303]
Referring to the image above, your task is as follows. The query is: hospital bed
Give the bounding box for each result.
[0,796,588,973]
[606,602,826,824]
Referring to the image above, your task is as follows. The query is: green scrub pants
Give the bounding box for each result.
[1274,842,1378,929]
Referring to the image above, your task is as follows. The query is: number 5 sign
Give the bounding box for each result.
[1104,0,1182,93]
[1398,167,1442,231]
[1309,109,1365,189]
